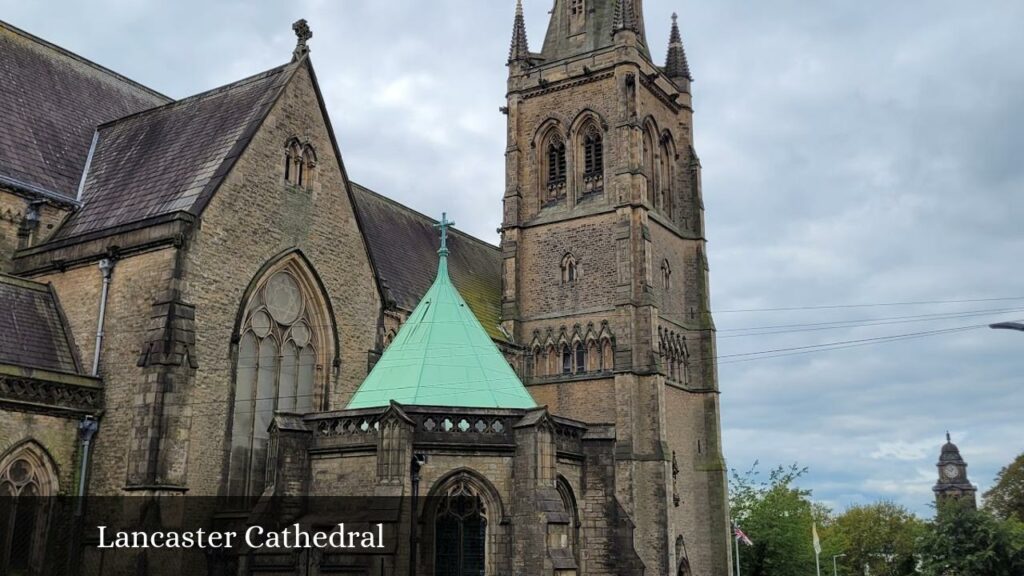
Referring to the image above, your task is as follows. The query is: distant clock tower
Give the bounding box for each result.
[933,432,977,508]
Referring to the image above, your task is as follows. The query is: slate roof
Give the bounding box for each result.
[349,183,504,340]
[0,273,80,373]
[346,251,534,409]
[0,20,170,200]
[54,62,297,240]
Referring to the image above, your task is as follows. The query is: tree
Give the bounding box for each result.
[729,463,836,576]
[917,498,1024,576]
[824,501,924,576]
[984,452,1024,522]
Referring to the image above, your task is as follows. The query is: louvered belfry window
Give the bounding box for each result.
[547,139,567,186]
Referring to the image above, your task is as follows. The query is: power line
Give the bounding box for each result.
[717,307,1024,338]
[710,296,1024,314]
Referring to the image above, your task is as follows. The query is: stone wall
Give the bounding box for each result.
[180,61,381,495]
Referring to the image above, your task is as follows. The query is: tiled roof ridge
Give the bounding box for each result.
[0,18,172,104]
[95,61,295,132]
[349,181,499,251]
[0,271,51,292]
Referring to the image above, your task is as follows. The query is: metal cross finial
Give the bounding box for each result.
[434,212,456,255]
[946,431,951,443]
[292,19,312,60]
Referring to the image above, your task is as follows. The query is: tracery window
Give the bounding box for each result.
[561,344,572,375]
[0,443,57,575]
[662,259,672,290]
[228,258,333,499]
[435,481,488,576]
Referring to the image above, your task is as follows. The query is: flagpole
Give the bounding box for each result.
[734,530,741,576]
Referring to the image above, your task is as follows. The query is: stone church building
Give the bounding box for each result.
[0,1,731,574]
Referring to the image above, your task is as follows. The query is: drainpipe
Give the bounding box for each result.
[409,454,427,576]
[91,258,114,376]
[76,416,99,515]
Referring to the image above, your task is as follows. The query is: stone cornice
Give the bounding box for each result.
[0,363,103,417]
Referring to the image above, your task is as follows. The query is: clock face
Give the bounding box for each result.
[943,464,959,480]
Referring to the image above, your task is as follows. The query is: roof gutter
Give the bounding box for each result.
[0,174,81,208]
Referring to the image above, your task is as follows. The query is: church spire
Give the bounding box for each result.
[508,0,530,64]
[665,13,692,81]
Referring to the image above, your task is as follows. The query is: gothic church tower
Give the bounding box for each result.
[500,1,731,574]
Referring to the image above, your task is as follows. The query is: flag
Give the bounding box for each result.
[733,523,753,546]
[812,522,821,555]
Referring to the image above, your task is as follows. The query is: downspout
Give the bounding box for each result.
[91,258,114,376]
[76,416,99,512]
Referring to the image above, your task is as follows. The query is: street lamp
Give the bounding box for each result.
[990,322,1024,332]
[832,553,846,576]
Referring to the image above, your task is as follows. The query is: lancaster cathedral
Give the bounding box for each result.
[0,1,731,574]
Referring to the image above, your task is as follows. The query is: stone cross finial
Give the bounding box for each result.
[434,212,456,255]
[292,19,312,60]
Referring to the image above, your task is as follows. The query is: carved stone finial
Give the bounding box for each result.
[292,19,312,60]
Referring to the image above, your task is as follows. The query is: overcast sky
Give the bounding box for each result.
[5,1,1022,517]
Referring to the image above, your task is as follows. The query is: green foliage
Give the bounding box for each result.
[823,501,924,576]
[917,499,1024,576]
[729,462,835,576]
[984,452,1024,522]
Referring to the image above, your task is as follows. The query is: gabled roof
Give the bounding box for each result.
[0,20,170,201]
[0,273,81,373]
[346,247,535,410]
[349,183,504,340]
[53,61,297,240]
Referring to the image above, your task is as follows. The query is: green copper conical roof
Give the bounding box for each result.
[346,215,536,410]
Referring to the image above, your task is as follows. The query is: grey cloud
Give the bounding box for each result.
[3,0,1021,516]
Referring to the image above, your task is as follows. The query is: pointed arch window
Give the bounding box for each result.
[561,344,572,375]
[601,338,614,372]
[228,258,334,500]
[574,341,586,374]
[561,253,579,284]
[546,134,567,196]
[642,128,656,205]
[0,442,58,574]
[556,479,580,566]
[284,138,317,190]
[659,133,675,217]
[435,480,488,576]
[662,259,672,290]
[580,123,604,197]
